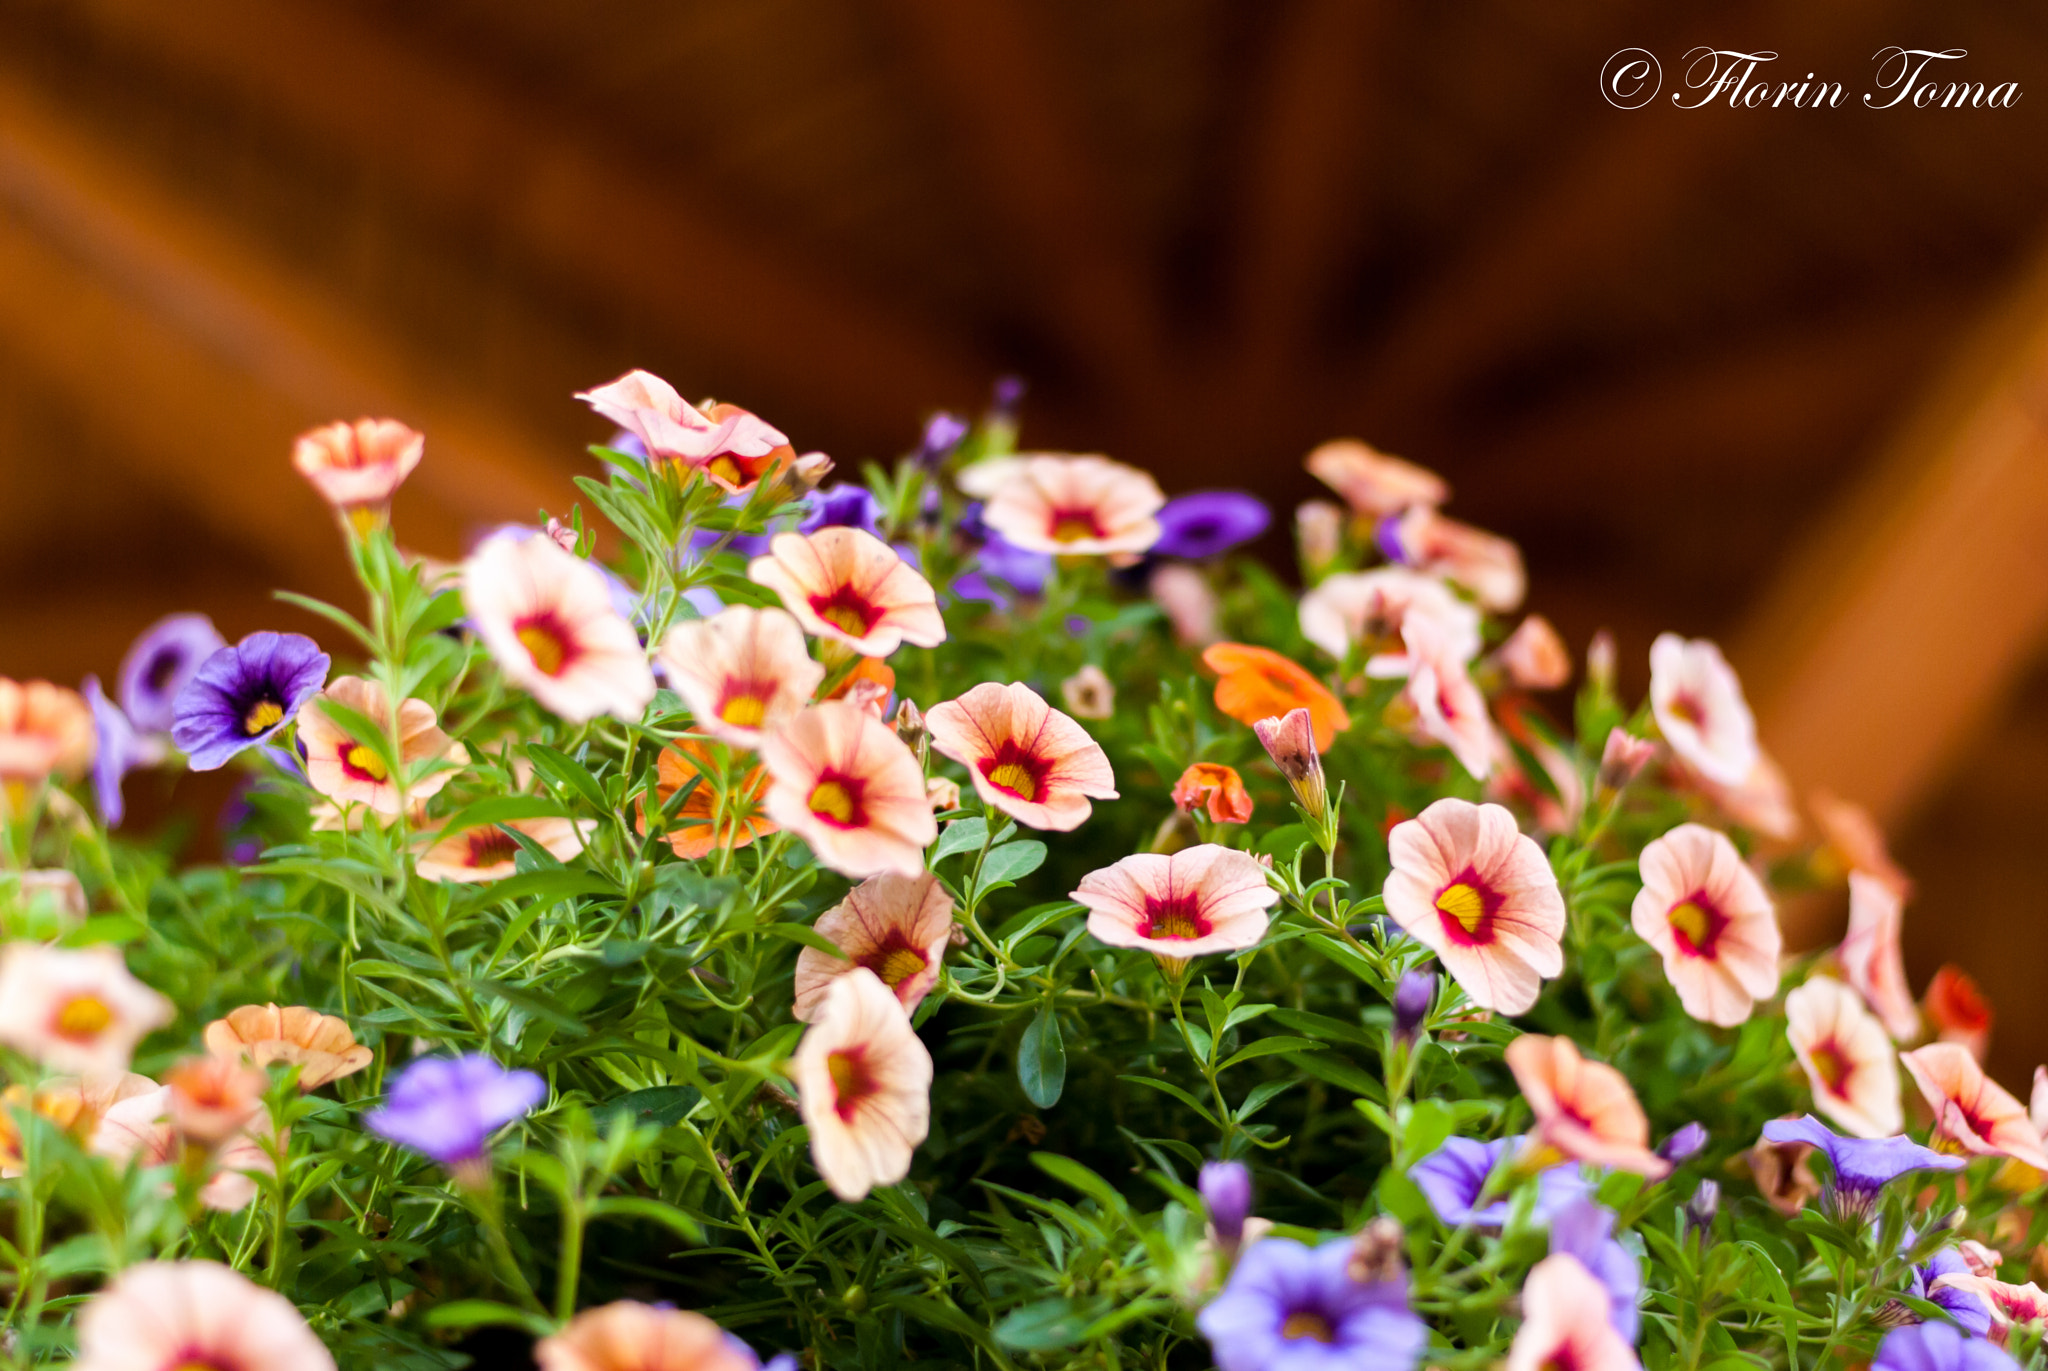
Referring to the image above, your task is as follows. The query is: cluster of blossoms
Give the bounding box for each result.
[0,375,2041,1371]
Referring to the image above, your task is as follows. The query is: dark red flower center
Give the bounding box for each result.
[1137,894,1210,942]
[1048,506,1106,543]
[978,740,1050,803]
[808,585,881,639]
[1808,1035,1852,1094]
[466,828,520,867]
[827,1047,877,1122]
[1666,888,1729,958]
[514,612,580,677]
[807,769,868,828]
[1433,867,1503,946]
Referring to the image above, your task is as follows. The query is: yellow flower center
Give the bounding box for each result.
[1668,900,1712,949]
[345,743,389,781]
[986,761,1038,801]
[827,1048,874,1119]
[54,994,113,1040]
[874,946,927,988]
[720,692,769,728]
[1435,883,1486,934]
[172,1361,230,1371]
[517,623,569,676]
[705,453,747,487]
[1281,1312,1334,1343]
[1809,1040,1850,1093]
[1052,514,1099,543]
[1668,691,1706,727]
[242,699,285,735]
[819,605,871,637]
[1145,898,1203,941]
[809,780,856,824]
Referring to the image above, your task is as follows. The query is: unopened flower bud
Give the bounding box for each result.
[543,517,578,555]
[916,412,967,470]
[926,776,961,814]
[1657,1122,1708,1165]
[1586,630,1617,693]
[1253,708,1328,822]
[1199,1161,1252,1249]
[1347,1216,1406,1285]
[991,375,1027,422]
[1295,500,1343,576]
[1685,1179,1720,1239]
[1392,969,1434,1046]
[892,698,926,749]
[1060,665,1115,720]
[1598,728,1656,794]
[788,451,835,492]
[1149,564,1219,647]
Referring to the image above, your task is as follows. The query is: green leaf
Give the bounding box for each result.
[526,743,611,812]
[1018,1002,1066,1108]
[425,1301,555,1337]
[1258,822,1313,858]
[756,922,846,957]
[929,817,989,865]
[996,1296,1110,1351]
[1030,1153,1127,1216]
[1219,1035,1325,1071]
[594,1085,702,1129]
[978,839,1046,888]
[1117,1074,1220,1127]
[429,794,570,839]
[586,1196,704,1245]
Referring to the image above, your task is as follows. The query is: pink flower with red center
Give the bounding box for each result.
[416,818,592,883]
[1504,1253,1642,1371]
[1504,1034,1670,1178]
[1810,789,1912,897]
[463,533,655,723]
[1785,977,1901,1138]
[1397,615,1496,781]
[1648,633,1758,787]
[760,701,936,878]
[1902,1042,2048,1170]
[1298,566,1481,673]
[1073,845,1279,959]
[794,967,932,1201]
[656,606,825,747]
[1630,823,1781,1027]
[1838,872,1920,1041]
[71,1261,335,1371]
[924,681,1118,832]
[981,454,1166,556]
[747,529,947,658]
[1304,438,1448,518]
[536,1302,759,1371]
[291,417,423,519]
[0,945,173,1076]
[1930,1274,2048,1344]
[297,675,467,817]
[578,369,790,493]
[0,678,94,787]
[1383,505,1526,612]
[1382,799,1564,1014]
[792,872,955,1022]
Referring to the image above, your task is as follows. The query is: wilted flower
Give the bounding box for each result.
[1153,491,1271,560]
[1630,824,1780,1027]
[1304,439,1447,518]
[1200,1160,1253,1248]
[463,533,655,724]
[1550,1200,1644,1341]
[1172,763,1253,825]
[1380,506,1525,612]
[416,817,592,882]
[1901,1043,2048,1170]
[794,967,933,1201]
[748,529,947,658]
[1505,1253,1641,1371]
[203,1004,373,1090]
[1149,563,1221,646]
[760,702,935,878]
[1382,799,1565,1015]
[925,681,1118,832]
[1648,634,1758,787]
[1597,728,1656,795]
[1060,665,1115,720]
[0,944,172,1075]
[981,454,1165,556]
[71,1261,336,1371]
[365,1054,546,1180]
[536,1301,789,1371]
[1298,567,1481,673]
[1873,1321,2021,1371]
[1348,1217,1407,1286]
[1495,615,1571,690]
[1506,1035,1670,1178]
[792,873,954,1021]
[1746,1117,1821,1215]
[291,418,424,530]
[1785,977,1902,1138]
[1759,1116,1964,1223]
[1839,872,1920,1042]
[117,612,226,734]
[1924,965,1992,1061]
[1196,1236,1428,1371]
[656,607,826,748]
[639,737,778,860]
[298,676,466,816]
[1203,643,1351,750]
[0,679,95,792]
[1074,845,1279,959]
[1408,1135,1587,1228]
[1295,499,1345,574]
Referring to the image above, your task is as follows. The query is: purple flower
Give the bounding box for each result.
[1658,1122,1709,1165]
[1196,1238,1426,1371]
[170,632,330,772]
[117,613,226,735]
[1549,1199,1643,1343]
[1409,1136,1587,1229]
[366,1054,546,1169]
[83,676,141,827]
[799,484,884,539]
[1875,1321,2020,1371]
[1153,491,1271,560]
[1685,1179,1720,1239]
[1201,1161,1253,1246]
[1392,970,1433,1045]
[1760,1116,1965,1223]
[916,412,967,468]
[1911,1245,1994,1336]
[991,374,1027,420]
[954,501,1053,607]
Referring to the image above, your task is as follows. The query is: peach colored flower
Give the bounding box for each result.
[291,417,423,516]
[1384,506,1525,612]
[954,455,1027,500]
[638,737,777,861]
[416,817,592,882]
[748,529,947,658]
[1304,438,1447,518]
[793,872,954,1022]
[1931,1274,2048,1344]
[1505,1253,1641,1371]
[1074,845,1279,959]
[0,944,171,1075]
[536,1301,755,1371]
[1398,614,1496,781]
[761,702,935,878]
[1810,789,1912,898]
[692,401,798,494]
[0,678,94,785]
[0,1072,155,1176]
[164,1055,270,1146]
[1505,1034,1670,1177]
[981,454,1165,556]
[825,656,897,717]
[1630,824,1780,1027]
[1746,1118,1821,1215]
[1149,563,1219,646]
[1903,1043,2048,1170]
[794,967,932,1201]
[203,1004,374,1090]
[926,681,1117,832]
[1784,977,1901,1138]
[1299,567,1481,672]
[1383,799,1564,1014]
[1924,965,1992,1061]
[9,869,86,920]
[1649,633,1758,787]
[1202,643,1351,751]
[72,1261,335,1371]
[1172,763,1253,825]
[655,606,824,748]
[1060,665,1115,720]
[1597,728,1657,794]
[297,675,466,816]
[578,369,789,493]
[464,533,655,724]
[926,776,961,812]
[1495,615,1571,690]
[91,1085,278,1211]
[1838,872,1919,1042]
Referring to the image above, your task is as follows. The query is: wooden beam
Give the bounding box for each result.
[47,0,992,440]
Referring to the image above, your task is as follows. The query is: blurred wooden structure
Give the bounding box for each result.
[4,0,2048,1074]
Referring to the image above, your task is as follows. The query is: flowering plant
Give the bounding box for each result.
[0,380,2043,1371]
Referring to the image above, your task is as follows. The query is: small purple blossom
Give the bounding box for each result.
[1875,1321,2020,1371]
[117,613,226,735]
[1201,1161,1253,1246]
[916,412,968,468]
[1912,1245,1994,1337]
[1375,512,1412,565]
[954,502,1054,607]
[991,374,1027,419]
[1409,1136,1588,1230]
[723,1332,797,1371]
[1392,970,1433,1045]
[1760,1117,1965,1223]
[83,676,140,827]
[170,632,330,771]
[1685,1179,1720,1239]
[800,485,884,538]
[1196,1237,1427,1371]
[366,1054,546,1169]
[1152,491,1271,560]
[1549,1199,1643,1343]
[1658,1122,1709,1165]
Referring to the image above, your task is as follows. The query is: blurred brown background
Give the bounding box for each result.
[2,2,2046,1080]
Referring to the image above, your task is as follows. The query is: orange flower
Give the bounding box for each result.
[203,1004,374,1090]
[0,679,94,787]
[1924,965,1992,1061]
[1505,1033,1670,1178]
[536,1301,756,1371]
[1171,763,1252,824]
[163,1056,270,1146]
[1902,1043,2048,1170]
[638,737,777,860]
[1200,643,1350,751]
[291,418,423,522]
